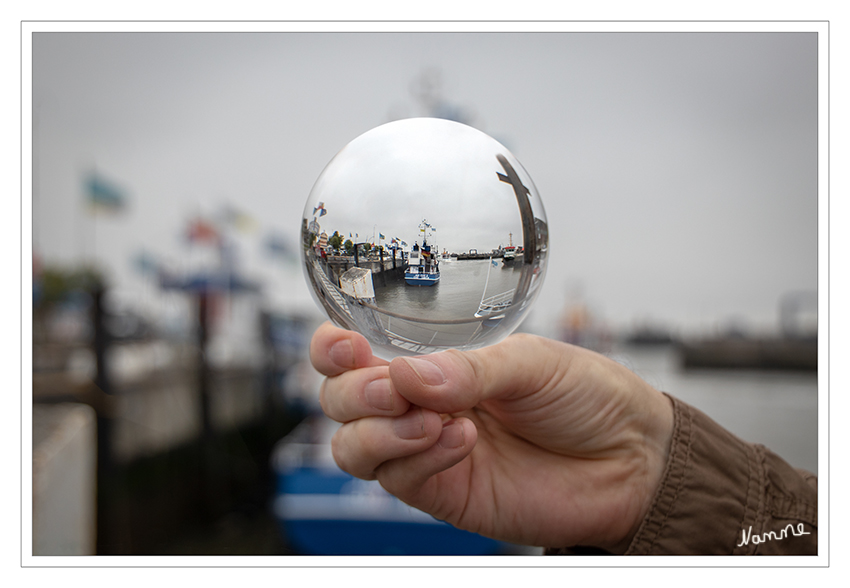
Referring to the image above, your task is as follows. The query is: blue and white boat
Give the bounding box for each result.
[405,221,440,286]
[272,416,505,555]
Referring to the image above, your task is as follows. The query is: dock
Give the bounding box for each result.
[678,336,817,371]
[322,254,405,288]
[456,252,503,260]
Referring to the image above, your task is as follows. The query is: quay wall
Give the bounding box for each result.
[324,256,405,287]
[456,253,504,260]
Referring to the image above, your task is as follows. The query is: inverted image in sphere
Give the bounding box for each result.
[301,117,548,360]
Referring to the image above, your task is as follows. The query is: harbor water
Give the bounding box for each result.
[609,344,819,475]
[375,258,522,321]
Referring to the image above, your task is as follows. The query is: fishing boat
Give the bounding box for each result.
[405,221,440,286]
[502,232,517,265]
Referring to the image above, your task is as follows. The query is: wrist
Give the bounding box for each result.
[608,388,675,554]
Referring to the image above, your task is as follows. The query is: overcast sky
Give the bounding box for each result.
[31,29,820,337]
[305,117,537,255]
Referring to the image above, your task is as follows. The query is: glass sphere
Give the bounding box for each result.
[301,117,548,359]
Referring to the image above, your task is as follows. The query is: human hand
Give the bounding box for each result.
[310,322,674,552]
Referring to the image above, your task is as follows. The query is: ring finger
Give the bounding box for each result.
[330,407,443,480]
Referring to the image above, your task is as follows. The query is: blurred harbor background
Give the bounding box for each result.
[28,30,819,556]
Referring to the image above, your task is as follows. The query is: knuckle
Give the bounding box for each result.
[318,379,331,414]
[376,461,418,498]
[354,425,383,463]
[507,331,536,345]
[331,422,377,480]
[442,348,479,384]
[330,430,352,474]
[449,349,485,397]
[319,377,345,422]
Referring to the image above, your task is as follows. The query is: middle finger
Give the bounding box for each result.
[320,365,412,423]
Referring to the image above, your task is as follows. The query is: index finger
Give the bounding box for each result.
[310,321,388,376]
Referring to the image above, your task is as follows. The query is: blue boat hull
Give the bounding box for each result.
[275,467,500,555]
[272,418,503,556]
[405,271,440,286]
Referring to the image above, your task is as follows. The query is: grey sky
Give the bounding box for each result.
[305,117,536,254]
[31,31,819,337]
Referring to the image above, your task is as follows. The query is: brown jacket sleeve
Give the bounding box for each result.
[547,394,817,555]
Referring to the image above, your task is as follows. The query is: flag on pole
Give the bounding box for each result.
[265,231,292,258]
[379,233,385,240]
[219,204,257,233]
[313,202,327,217]
[85,171,127,213]
[186,217,220,244]
[133,251,160,276]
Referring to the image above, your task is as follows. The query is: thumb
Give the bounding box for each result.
[387,333,573,414]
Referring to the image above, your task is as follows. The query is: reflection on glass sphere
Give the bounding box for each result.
[301,118,548,359]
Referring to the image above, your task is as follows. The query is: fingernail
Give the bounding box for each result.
[438,420,465,449]
[329,340,354,367]
[394,407,426,440]
[404,357,446,386]
[364,378,393,411]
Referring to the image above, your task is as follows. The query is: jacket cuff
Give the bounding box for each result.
[624,394,816,554]
[624,394,753,553]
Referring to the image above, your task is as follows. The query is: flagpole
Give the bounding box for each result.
[76,168,84,270]
[91,167,97,273]
[88,165,102,275]
[83,164,95,272]
[33,100,41,257]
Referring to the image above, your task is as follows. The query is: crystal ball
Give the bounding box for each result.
[301,117,549,359]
